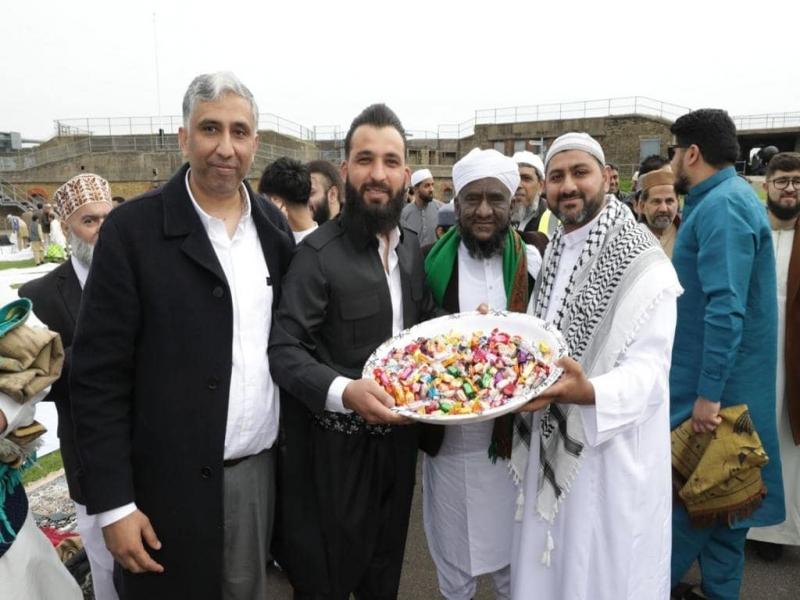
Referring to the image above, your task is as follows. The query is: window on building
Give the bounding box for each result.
[408,149,422,164]
[493,141,505,154]
[514,140,527,153]
[639,138,661,162]
[440,152,457,165]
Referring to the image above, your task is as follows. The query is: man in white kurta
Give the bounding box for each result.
[510,133,681,600]
[423,148,542,600]
[748,153,800,558]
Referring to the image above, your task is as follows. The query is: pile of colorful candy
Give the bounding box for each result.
[372,328,552,417]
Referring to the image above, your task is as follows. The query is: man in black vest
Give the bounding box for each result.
[269,103,438,599]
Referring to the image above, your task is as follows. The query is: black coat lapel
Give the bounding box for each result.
[57,261,82,336]
[162,164,227,286]
[250,193,286,308]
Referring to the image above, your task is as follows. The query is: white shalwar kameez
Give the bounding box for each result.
[749,228,800,545]
[423,242,540,600]
[511,219,678,600]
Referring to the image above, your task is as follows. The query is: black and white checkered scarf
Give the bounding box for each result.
[510,197,660,529]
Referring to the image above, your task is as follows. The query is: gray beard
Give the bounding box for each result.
[68,231,94,267]
[510,201,537,227]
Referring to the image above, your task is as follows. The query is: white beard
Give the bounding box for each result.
[68,231,94,268]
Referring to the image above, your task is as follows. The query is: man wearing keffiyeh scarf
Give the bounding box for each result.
[509,132,683,600]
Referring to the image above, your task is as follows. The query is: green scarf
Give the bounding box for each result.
[424,226,529,312]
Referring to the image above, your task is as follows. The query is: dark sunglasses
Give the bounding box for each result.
[667,144,687,160]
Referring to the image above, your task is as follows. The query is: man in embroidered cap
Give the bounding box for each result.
[509,132,681,599]
[18,173,116,599]
[420,148,542,600]
[401,167,440,246]
[637,167,680,258]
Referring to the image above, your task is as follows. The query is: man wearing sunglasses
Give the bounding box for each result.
[668,108,784,600]
[747,152,800,562]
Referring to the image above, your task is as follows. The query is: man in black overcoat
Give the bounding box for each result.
[70,72,294,600]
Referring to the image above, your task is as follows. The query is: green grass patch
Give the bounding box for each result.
[0,259,36,270]
[22,449,63,485]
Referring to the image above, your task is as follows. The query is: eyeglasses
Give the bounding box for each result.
[769,176,800,190]
[667,144,686,160]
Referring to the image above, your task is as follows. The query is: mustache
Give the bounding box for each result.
[361,182,392,194]
[558,191,585,202]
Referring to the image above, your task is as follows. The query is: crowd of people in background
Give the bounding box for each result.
[1,70,798,600]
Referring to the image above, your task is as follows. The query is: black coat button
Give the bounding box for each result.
[212,286,224,298]
[207,377,219,390]
[200,466,212,479]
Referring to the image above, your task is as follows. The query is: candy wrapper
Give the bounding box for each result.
[363,311,567,424]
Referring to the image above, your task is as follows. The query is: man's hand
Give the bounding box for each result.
[692,396,722,433]
[476,303,490,314]
[342,378,411,425]
[102,510,164,574]
[518,356,595,412]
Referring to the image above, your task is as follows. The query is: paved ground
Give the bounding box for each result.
[265,458,800,599]
[26,457,800,599]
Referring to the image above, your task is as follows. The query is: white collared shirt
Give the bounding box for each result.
[326,227,404,413]
[97,171,281,528]
[71,255,90,289]
[184,170,279,459]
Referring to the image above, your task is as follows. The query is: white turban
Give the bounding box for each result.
[452,148,520,197]
[512,151,545,179]
[410,168,433,187]
[544,132,605,172]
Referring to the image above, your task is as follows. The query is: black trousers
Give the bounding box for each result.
[276,418,418,600]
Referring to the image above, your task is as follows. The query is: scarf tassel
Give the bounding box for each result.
[514,488,525,522]
[541,529,554,567]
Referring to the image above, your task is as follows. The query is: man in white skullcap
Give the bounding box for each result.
[511,151,551,235]
[401,167,440,246]
[18,173,118,599]
[421,148,542,600]
[509,132,682,599]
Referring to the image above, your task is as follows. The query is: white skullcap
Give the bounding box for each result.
[452,148,520,197]
[410,168,434,187]
[544,132,605,172]
[512,151,545,179]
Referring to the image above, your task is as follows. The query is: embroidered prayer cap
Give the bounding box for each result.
[53,173,113,221]
[544,132,605,173]
[638,167,675,193]
[452,148,520,198]
[410,168,434,187]
[512,151,545,180]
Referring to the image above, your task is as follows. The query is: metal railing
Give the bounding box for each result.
[0,178,37,211]
[54,112,317,141]
[733,112,800,131]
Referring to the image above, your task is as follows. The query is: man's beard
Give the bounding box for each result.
[311,196,331,225]
[552,187,605,227]
[768,196,800,221]
[343,179,405,236]
[458,219,509,260]
[673,159,691,195]
[68,231,94,267]
[510,198,536,227]
[648,214,673,231]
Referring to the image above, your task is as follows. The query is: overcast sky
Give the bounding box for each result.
[3,0,798,141]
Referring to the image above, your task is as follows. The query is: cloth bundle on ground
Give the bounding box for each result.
[672,404,769,527]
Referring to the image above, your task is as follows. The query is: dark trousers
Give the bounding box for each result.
[279,422,418,600]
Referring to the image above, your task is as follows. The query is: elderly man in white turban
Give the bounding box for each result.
[509,133,682,599]
[401,168,440,246]
[421,148,542,600]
